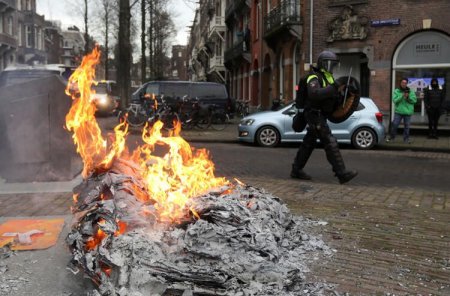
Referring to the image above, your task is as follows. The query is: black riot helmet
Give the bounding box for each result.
[317,50,340,73]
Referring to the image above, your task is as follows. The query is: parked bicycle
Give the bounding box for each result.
[118,95,179,131]
[236,99,250,118]
[179,97,230,131]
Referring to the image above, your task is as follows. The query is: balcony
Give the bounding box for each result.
[208,16,226,41]
[0,0,15,11]
[224,39,251,70]
[209,55,225,72]
[225,0,251,26]
[263,0,302,49]
[208,55,226,83]
[0,33,17,48]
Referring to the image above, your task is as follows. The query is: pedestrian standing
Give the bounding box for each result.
[387,78,417,144]
[424,78,445,139]
[291,50,358,184]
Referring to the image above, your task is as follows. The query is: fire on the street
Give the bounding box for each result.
[65,47,333,295]
[65,46,228,224]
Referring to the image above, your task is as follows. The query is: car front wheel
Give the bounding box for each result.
[352,127,376,150]
[256,126,280,147]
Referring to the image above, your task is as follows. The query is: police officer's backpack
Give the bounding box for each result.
[295,69,321,109]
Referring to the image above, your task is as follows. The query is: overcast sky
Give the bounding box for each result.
[36,0,196,46]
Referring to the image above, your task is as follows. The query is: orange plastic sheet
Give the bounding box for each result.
[0,218,65,250]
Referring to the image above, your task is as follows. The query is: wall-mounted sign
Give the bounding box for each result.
[329,0,368,7]
[415,42,441,56]
[370,19,400,27]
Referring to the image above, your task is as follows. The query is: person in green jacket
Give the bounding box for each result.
[387,78,417,143]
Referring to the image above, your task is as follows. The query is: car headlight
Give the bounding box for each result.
[97,96,109,106]
[240,118,255,125]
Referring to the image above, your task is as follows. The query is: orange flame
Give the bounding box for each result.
[65,46,128,177]
[66,47,229,224]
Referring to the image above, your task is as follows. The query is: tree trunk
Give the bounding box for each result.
[141,0,146,83]
[84,0,89,54]
[118,0,132,109]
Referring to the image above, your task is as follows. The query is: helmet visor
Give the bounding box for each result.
[322,60,340,73]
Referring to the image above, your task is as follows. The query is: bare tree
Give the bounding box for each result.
[147,0,175,80]
[84,0,89,54]
[117,0,132,109]
[94,0,118,80]
[67,0,92,54]
[141,0,146,83]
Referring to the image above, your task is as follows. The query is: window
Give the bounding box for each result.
[26,0,31,10]
[174,61,177,67]
[172,70,178,77]
[7,17,13,35]
[18,24,22,46]
[256,1,261,40]
[35,27,42,50]
[16,0,21,10]
[26,25,32,48]
[178,51,182,57]
[0,14,3,33]
[145,83,159,96]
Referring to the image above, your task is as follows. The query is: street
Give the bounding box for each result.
[196,142,450,191]
[1,123,449,295]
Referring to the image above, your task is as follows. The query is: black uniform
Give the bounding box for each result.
[291,67,357,184]
[424,81,445,138]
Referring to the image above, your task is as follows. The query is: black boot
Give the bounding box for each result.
[324,142,358,184]
[291,139,315,180]
[337,170,358,184]
[290,165,312,180]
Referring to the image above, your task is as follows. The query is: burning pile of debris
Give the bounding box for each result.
[66,159,332,295]
[64,47,334,295]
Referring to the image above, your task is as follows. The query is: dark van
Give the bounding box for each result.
[132,81,234,114]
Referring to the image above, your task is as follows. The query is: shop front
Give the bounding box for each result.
[392,30,450,126]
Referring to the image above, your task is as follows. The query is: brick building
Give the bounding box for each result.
[170,45,188,80]
[302,0,450,124]
[189,0,450,124]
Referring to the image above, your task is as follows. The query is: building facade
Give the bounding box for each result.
[304,0,450,124]
[170,45,188,80]
[188,0,450,124]
[0,0,17,70]
[61,27,85,68]
[16,0,46,64]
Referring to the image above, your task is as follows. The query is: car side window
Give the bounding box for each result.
[145,83,159,96]
[356,102,365,111]
[110,83,119,96]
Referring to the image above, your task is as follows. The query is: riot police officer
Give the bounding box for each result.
[291,50,358,184]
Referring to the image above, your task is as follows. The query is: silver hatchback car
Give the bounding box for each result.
[238,97,385,150]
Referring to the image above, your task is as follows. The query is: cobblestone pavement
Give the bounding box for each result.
[241,177,450,295]
[1,117,449,295]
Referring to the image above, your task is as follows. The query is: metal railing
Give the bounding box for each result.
[264,0,301,35]
[209,55,224,69]
[224,39,250,63]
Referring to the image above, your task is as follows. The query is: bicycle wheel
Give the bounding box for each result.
[160,111,180,131]
[126,106,147,127]
[210,112,229,131]
[179,112,194,130]
[195,116,209,129]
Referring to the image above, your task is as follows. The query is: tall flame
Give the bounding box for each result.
[65,46,228,223]
[65,47,128,177]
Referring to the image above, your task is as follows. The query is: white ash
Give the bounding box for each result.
[67,167,335,295]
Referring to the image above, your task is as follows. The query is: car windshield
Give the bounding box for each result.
[92,83,108,94]
[191,84,227,98]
